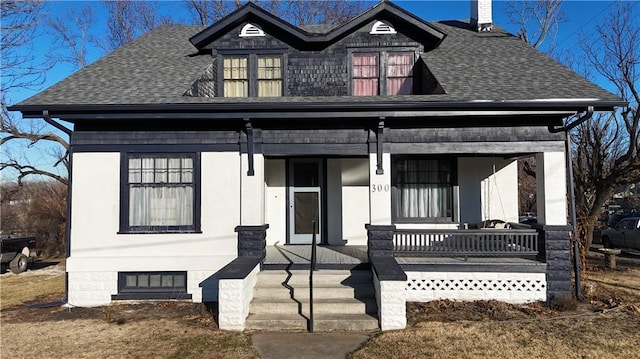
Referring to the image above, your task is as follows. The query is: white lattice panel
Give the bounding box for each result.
[405,272,546,303]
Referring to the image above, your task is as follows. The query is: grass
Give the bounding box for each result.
[351,256,640,359]
[2,255,640,359]
[0,258,65,310]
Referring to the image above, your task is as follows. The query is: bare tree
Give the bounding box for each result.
[573,2,640,250]
[1,1,46,115]
[1,180,67,256]
[184,0,366,26]
[505,1,567,217]
[102,0,174,51]
[1,1,68,185]
[504,0,565,54]
[185,0,242,25]
[46,5,97,69]
[274,0,366,26]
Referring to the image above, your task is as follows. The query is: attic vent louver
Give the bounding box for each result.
[240,23,265,37]
[370,20,397,35]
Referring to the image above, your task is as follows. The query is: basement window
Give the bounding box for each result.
[370,20,397,35]
[112,271,191,300]
[240,23,265,37]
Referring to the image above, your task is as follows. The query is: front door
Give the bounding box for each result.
[288,159,322,244]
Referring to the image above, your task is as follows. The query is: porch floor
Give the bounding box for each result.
[264,245,368,268]
[264,245,545,271]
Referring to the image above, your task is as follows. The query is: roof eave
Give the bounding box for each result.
[9,99,626,121]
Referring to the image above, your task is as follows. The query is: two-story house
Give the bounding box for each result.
[10,0,624,331]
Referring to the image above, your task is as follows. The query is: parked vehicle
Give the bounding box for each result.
[601,217,640,250]
[606,212,637,227]
[0,235,36,273]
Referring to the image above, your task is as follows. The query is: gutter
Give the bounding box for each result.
[10,101,622,121]
[42,110,73,136]
[548,106,594,133]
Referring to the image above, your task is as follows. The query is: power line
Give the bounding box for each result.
[556,1,617,46]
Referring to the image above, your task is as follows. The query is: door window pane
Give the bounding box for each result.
[294,192,319,234]
[293,162,319,187]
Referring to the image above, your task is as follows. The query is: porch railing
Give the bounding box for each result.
[393,229,539,257]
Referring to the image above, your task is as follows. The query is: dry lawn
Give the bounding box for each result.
[2,255,640,359]
[351,256,640,359]
[0,259,66,309]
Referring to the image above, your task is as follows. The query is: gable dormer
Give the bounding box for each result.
[189,1,446,51]
[187,1,446,98]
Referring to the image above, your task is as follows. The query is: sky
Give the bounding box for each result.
[16,0,625,102]
[1,0,633,182]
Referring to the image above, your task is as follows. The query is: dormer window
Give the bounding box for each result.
[352,51,414,96]
[221,54,283,97]
[370,20,397,35]
[240,23,265,37]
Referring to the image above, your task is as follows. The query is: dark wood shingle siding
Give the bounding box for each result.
[388,127,564,143]
[206,21,422,97]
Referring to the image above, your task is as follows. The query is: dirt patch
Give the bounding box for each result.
[407,299,553,325]
[1,302,257,359]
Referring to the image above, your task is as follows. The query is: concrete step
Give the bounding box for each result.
[245,313,307,331]
[247,269,378,331]
[257,269,372,286]
[313,313,379,331]
[250,297,376,315]
[245,313,379,332]
[253,284,375,300]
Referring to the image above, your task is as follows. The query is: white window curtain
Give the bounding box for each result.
[223,57,248,97]
[353,53,378,96]
[395,159,451,219]
[258,56,282,97]
[129,156,194,228]
[387,53,413,95]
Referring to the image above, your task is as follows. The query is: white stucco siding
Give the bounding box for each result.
[341,158,370,245]
[240,153,265,225]
[67,152,241,306]
[265,159,286,245]
[70,152,121,254]
[536,152,568,225]
[458,157,519,224]
[70,152,239,258]
[369,153,392,225]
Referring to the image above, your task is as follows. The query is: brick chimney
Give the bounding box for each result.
[471,0,493,32]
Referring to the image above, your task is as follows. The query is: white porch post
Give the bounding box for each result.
[369,153,392,225]
[535,152,568,225]
[240,153,265,225]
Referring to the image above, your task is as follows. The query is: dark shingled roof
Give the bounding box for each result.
[13,20,621,110]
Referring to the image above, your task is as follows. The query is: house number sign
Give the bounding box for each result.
[371,184,390,192]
